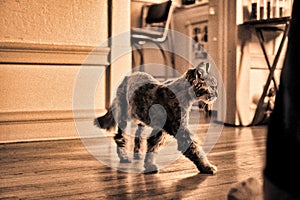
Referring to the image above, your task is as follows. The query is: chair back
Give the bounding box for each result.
[146,0,172,24]
[141,0,174,42]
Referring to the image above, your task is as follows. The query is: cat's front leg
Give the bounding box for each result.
[176,128,217,174]
[184,142,217,174]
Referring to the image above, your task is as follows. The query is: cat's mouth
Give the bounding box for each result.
[197,92,217,103]
[196,90,217,98]
[209,92,218,101]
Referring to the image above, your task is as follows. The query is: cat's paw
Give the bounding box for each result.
[134,153,142,160]
[198,157,217,175]
[144,163,158,174]
[120,158,131,163]
[199,163,217,175]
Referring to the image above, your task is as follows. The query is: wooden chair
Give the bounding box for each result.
[131,0,175,73]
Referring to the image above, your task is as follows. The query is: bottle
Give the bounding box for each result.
[279,0,284,17]
[259,0,267,19]
[270,0,277,18]
[250,0,258,20]
[267,0,271,18]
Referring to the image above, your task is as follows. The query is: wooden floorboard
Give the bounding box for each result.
[0,125,267,200]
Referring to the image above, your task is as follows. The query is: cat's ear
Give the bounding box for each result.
[196,62,205,72]
[206,62,211,73]
[197,62,210,73]
[196,62,211,77]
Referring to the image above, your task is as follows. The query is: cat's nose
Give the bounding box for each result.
[209,91,218,98]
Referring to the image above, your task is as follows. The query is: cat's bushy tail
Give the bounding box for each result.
[94,107,116,131]
[94,76,128,131]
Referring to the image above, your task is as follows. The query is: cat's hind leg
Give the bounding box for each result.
[114,116,131,163]
[134,124,144,160]
[144,129,165,174]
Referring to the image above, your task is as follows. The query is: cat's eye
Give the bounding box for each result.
[210,86,216,90]
[195,70,202,79]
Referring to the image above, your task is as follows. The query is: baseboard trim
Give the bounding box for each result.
[0,42,110,143]
[0,109,108,143]
[0,109,106,124]
[0,42,110,65]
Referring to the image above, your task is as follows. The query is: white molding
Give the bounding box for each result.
[0,42,110,143]
[0,42,110,123]
[0,109,108,143]
[0,42,110,65]
[0,109,106,124]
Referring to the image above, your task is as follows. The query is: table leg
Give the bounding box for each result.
[255,28,278,91]
[251,22,290,125]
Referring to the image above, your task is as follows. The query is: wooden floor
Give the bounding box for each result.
[0,123,267,200]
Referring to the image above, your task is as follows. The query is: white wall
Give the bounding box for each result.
[0,0,107,45]
[0,0,131,142]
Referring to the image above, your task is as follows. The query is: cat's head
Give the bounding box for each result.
[185,62,218,104]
